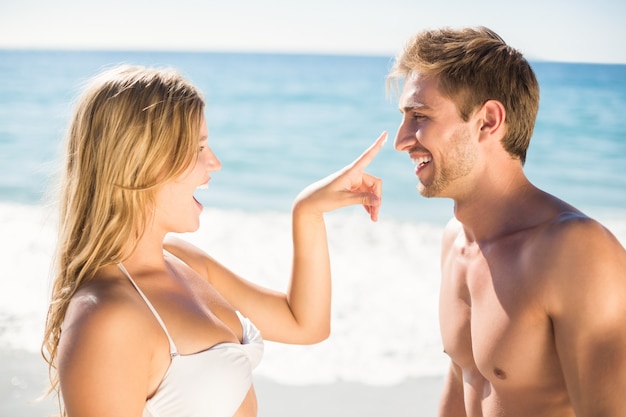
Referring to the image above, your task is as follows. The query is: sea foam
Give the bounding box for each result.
[2,202,624,385]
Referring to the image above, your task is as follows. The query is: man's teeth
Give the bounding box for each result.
[413,156,432,167]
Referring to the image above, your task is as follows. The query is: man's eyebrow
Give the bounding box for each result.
[399,103,431,113]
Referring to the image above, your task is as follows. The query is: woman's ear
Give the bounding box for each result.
[478,99,506,140]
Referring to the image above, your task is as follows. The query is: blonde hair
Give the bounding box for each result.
[388,26,539,164]
[41,64,205,408]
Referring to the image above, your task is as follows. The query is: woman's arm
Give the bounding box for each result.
[164,132,386,344]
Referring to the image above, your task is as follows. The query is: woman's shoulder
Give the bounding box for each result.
[57,266,160,412]
[61,266,156,352]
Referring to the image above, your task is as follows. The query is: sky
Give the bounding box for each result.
[1,0,625,64]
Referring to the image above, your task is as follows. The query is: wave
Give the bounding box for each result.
[1,202,624,385]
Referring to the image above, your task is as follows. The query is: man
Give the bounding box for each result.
[388,26,626,416]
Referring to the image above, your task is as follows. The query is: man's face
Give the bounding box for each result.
[394,73,478,199]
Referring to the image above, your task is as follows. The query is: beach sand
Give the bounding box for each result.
[1,348,444,417]
[255,375,444,417]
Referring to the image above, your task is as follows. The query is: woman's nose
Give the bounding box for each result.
[204,147,222,171]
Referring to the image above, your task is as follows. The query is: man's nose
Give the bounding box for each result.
[393,119,415,152]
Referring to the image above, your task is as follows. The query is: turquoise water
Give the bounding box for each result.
[1,51,624,222]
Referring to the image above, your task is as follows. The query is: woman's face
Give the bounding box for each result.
[153,114,221,235]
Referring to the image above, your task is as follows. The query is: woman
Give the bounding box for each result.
[42,64,385,417]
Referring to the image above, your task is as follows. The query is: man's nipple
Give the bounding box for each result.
[493,368,507,379]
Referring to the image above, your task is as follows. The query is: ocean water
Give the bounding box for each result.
[0,51,625,386]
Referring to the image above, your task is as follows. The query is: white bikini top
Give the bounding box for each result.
[117,263,264,417]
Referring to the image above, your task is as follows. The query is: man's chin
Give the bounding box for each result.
[418,184,436,198]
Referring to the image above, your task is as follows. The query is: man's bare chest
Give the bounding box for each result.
[439,248,558,385]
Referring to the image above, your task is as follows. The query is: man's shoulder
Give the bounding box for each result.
[441,217,463,252]
[535,210,617,250]
[532,209,626,292]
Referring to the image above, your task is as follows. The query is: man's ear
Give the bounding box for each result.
[478,99,506,140]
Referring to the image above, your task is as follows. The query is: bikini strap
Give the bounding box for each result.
[117,263,179,357]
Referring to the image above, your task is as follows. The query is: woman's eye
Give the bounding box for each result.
[199,146,206,153]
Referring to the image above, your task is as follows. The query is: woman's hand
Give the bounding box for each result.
[293,132,387,222]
